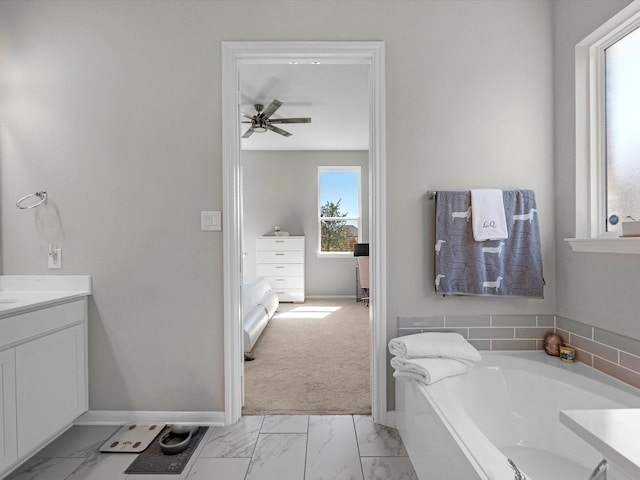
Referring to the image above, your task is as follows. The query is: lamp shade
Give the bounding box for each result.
[353,243,369,257]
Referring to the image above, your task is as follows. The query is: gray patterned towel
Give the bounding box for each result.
[434,190,544,298]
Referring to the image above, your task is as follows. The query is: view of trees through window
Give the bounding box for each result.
[605,25,640,232]
[320,199,358,252]
[319,168,360,253]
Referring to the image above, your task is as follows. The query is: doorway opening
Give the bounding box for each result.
[242,299,370,415]
[222,41,387,425]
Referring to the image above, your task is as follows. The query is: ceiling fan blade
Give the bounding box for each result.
[268,117,312,124]
[260,99,283,120]
[241,112,254,120]
[242,127,255,138]
[266,124,292,137]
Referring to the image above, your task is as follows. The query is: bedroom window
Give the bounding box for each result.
[318,166,361,255]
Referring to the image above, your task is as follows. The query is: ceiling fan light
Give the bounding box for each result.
[251,117,268,133]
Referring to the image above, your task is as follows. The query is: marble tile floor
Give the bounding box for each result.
[7,415,418,480]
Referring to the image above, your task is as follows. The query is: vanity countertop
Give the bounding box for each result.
[0,275,91,318]
[560,408,640,478]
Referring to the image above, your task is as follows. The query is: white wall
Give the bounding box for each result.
[553,0,638,339]
[385,1,556,318]
[242,150,369,298]
[0,0,557,413]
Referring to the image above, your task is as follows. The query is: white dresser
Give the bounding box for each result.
[256,236,305,302]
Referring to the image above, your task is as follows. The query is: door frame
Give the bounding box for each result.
[222,41,387,425]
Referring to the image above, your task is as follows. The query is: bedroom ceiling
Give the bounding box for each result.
[239,63,370,151]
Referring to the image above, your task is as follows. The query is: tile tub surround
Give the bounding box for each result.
[556,316,640,390]
[5,415,417,480]
[398,314,556,351]
[397,314,640,390]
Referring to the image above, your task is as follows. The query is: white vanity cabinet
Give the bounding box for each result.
[256,236,305,302]
[0,297,88,478]
[16,321,86,457]
[0,349,17,474]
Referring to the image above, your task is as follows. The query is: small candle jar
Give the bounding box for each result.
[559,344,576,363]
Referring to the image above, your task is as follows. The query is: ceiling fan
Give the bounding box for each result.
[241,99,311,138]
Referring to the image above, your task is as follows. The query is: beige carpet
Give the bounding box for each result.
[242,299,371,415]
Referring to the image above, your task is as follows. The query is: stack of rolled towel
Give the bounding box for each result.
[388,332,482,385]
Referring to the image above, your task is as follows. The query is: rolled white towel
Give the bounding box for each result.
[388,332,481,362]
[391,356,471,385]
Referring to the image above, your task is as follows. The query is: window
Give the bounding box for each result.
[568,1,640,254]
[318,167,361,254]
[605,26,640,233]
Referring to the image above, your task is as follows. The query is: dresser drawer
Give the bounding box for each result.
[265,276,304,290]
[273,290,305,303]
[256,250,304,264]
[256,237,305,252]
[257,264,304,277]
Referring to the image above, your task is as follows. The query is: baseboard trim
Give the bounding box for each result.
[74,410,225,426]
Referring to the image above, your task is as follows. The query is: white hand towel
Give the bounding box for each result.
[470,189,508,241]
[388,332,482,362]
[391,357,471,385]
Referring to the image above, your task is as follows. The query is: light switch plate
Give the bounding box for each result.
[201,211,221,231]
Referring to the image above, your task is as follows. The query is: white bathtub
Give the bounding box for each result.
[395,351,640,480]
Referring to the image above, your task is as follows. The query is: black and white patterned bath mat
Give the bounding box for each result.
[124,426,208,475]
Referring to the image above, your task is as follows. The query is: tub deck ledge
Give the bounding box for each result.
[560,408,640,480]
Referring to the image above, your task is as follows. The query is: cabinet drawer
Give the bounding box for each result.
[265,276,304,290]
[256,237,305,252]
[257,264,304,277]
[273,290,305,303]
[256,250,304,264]
[0,300,85,350]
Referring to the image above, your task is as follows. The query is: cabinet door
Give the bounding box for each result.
[0,349,17,474]
[16,324,86,457]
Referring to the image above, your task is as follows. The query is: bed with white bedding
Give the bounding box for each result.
[242,276,279,353]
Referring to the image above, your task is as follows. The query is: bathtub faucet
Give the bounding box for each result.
[507,458,526,480]
[589,459,608,480]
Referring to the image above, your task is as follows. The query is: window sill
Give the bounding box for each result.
[565,237,640,254]
[317,252,355,259]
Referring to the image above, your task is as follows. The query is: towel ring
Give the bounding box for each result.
[16,191,47,209]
